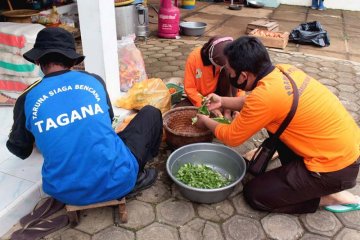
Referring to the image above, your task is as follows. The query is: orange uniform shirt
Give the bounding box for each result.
[184,47,221,107]
[215,64,360,173]
[184,47,244,107]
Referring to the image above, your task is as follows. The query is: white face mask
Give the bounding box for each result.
[209,52,222,68]
[208,37,234,68]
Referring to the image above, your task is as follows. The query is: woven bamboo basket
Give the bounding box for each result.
[163,106,214,149]
[2,9,39,23]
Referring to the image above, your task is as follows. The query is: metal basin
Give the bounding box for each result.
[247,0,265,8]
[180,22,207,36]
[166,143,246,204]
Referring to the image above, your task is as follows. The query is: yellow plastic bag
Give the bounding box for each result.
[114,78,171,114]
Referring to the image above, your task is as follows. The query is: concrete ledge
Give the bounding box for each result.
[0,182,43,238]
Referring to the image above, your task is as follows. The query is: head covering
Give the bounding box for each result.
[23,27,85,65]
[201,36,233,67]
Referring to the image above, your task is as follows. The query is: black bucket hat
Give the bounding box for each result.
[24,27,85,65]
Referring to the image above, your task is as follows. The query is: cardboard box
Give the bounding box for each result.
[249,29,290,49]
[246,19,279,34]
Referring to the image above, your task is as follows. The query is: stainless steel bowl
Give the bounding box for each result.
[180,22,207,36]
[166,143,246,203]
[247,0,265,8]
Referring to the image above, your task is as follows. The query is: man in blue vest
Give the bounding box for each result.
[7,27,162,206]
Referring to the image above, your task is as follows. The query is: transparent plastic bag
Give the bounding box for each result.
[117,35,147,92]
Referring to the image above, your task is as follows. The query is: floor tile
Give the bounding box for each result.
[272,10,307,22]
[0,135,13,165]
[0,149,43,183]
[307,14,342,25]
[0,172,34,210]
[199,4,273,18]
[0,107,13,136]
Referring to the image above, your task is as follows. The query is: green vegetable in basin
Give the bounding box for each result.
[176,163,232,189]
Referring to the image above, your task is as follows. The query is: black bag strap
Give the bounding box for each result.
[273,68,299,139]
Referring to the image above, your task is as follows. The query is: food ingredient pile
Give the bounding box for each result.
[176,163,232,189]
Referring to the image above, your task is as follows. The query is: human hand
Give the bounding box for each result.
[232,111,240,119]
[206,93,222,111]
[211,109,223,117]
[223,109,232,120]
[194,113,210,129]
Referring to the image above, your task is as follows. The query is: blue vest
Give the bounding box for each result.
[24,71,138,205]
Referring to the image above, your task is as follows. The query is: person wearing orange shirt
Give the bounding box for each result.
[195,36,360,214]
[183,36,243,119]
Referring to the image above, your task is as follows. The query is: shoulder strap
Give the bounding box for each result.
[273,69,299,138]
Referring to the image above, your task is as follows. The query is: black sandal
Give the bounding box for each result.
[127,168,158,198]
[11,215,69,240]
[19,197,65,227]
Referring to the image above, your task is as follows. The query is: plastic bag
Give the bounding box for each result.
[114,78,171,114]
[289,21,330,47]
[117,35,147,92]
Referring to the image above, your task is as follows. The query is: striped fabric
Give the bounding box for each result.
[0,22,44,55]
[0,52,40,77]
[0,79,28,92]
[0,32,26,48]
[0,23,44,105]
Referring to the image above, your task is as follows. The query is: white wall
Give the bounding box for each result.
[77,0,120,101]
[280,0,360,11]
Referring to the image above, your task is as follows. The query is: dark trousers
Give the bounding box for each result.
[243,137,359,214]
[117,105,163,172]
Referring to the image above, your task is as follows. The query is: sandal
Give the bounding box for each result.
[324,196,360,213]
[19,197,65,227]
[11,215,69,240]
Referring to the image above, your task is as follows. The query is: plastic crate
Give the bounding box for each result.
[166,83,184,105]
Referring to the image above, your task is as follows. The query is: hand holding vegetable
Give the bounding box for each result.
[192,94,231,126]
[206,93,222,112]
